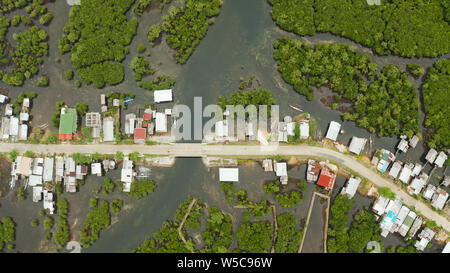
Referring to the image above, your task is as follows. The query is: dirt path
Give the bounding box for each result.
[177,198,197,253]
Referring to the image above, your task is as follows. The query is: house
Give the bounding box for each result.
[317,167,336,190]
[5,104,12,116]
[121,157,134,192]
[215,120,228,138]
[411,163,422,177]
[155,112,167,133]
[43,157,54,182]
[442,176,450,187]
[349,137,367,155]
[372,196,390,216]
[75,165,88,180]
[101,105,108,113]
[1,117,10,139]
[434,152,447,168]
[341,176,361,198]
[442,242,450,253]
[102,117,114,142]
[113,99,120,107]
[134,128,146,144]
[398,211,417,237]
[85,112,101,128]
[32,158,44,176]
[219,168,239,182]
[125,113,136,135]
[58,107,77,141]
[143,110,152,121]
[0,94,7,103]
[325,121,341,141]
[286,122,295,136]
[64,157,76,192]
[407,173,428,196]
[415,228,435,251]
[388,161,402,179]
[397,139,409,153]
[55,157,64,184]
[100,94,106,105]
[431,189,449,210]
[391,206,410,233]
[376,149,395,173]
[423,184,437,200]
[154,89,173,103]
[22,98,30,108]
[246,121,256,140]
[18,124,28,141]
[379,200,403,237]
[306,159,320,183]
[274,162,288,184]
[19,156,32,177]
[407,217,423,239]
[299,120,309,139]
[28,175,42,186]
[398,163,414,184]
[32,186,42,203]
[19,112,29,122]
[409,135,419,148]
[9,116,18,136]
[43,190,55,214]
[91,162,102,176]
[425,149,438,164]
[262,159,273,172]
[165,108,172,116]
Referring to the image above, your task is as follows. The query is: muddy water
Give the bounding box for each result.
[0,0,447,252]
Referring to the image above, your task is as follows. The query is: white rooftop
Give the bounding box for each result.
[219,168,239,182]
[275,162,287,177]
[155,112,167,133]
[349,137,367,155]
[434,152,447,168]
[341,177,361,198]
[325,121,341,141]
[300,120,309,139]
[102,117,114,142]
[154,89,173,103]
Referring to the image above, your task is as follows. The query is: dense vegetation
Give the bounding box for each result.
[0,216,15,251]
[235,190,271,218]
[2,25,48,86]
[273,39,378,101]
[347,210,382,253]
[350,64,420,138]
[264,180,305,208]
[407,63,425,78]
[422,59,450,152]
[128,179,157,199]
[79,200,110,248]
[236,218,272,253]
[59,0,138,88]
[134,197,200,253]
[217,88,276,117]
[275,212,303,253]
[327,195,353,253]
[158,0,222,63]
[269,0,450,58]
[201,206,233,253]
[54,198,70,249]
[274,39,420,137]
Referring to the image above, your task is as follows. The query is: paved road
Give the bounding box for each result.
[1,142,449,232]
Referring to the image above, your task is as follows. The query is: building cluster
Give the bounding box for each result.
[371,148,449,211]
[306,159,338,191]
[213,113,310,143]
[1,95,30,141]
[372,195,435,251]
[9,153,124,213]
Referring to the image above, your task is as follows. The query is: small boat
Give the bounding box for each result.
[289,105,303,112]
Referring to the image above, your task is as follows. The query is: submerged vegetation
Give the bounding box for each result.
[158,0,223,63]
[79,200,111,248]
[0,216,15,251]
[269,0,450,58]
[59,0,138,88]
[327,195,353,253]
[422,59,450,152]
[274,39,420,138]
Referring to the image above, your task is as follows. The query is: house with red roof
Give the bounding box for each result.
[134,128,146,144]
[317,167,336,190]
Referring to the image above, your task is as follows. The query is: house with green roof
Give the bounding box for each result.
[58,107,77,141]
